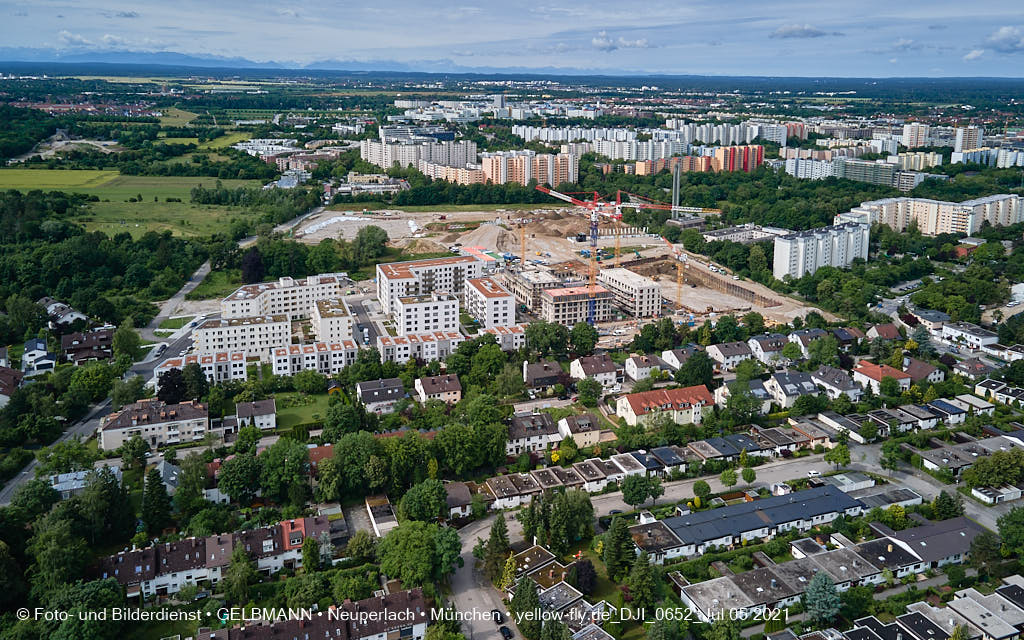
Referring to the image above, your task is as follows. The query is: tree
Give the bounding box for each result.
[27,512,89,599]
[570,558,597,595]
[0,541,25,609]
[120,434,149,470]
[604,516,634,581]
[223,545,257,604]
[741,467,756,486]
[495,362,526,397]
[577,378,603,407]
[141,467,172,535]
[879,376,901,397]
[181,362,209,401]
[859,420,879,443]
[932,491,965,520]
[346,529,378,563]
[377,521,461,587]
[540,619,571,640]
[804,571,840,626]
[399,478,447,522]
[781,341,804,361]
[824,443,850,470]
[627,551,658,610]
[11,477,59,519]
[946,563,967,588]
[693,480,711,500]
[241,247,265,283]
[511,575,542,640]
[111,375,147,410]
[353,225,389,264]
[78,467,134,545]
[498,551,516,591]
[720,468,737,490]
[622,474,664,508]
[174,452,209,519]
[706,619,740,640]
[546,490,595,554]
[675,350,714,387]
[258,438,310,505]
[112,318,141,360]
[156,367,188,405]
[569,322,599,356]
[218,453,262,504]
[839,585,874,622]
[294,369,327,394]
[970,530,1002,573]
[302,536,320,572]
[950,626,969,640]
[485,514,511,582]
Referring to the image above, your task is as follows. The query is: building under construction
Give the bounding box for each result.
[540,285,614,326]
[597,267,662,318]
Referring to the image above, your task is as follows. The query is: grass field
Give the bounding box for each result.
[159,107,199,126]
[275,392,331,429]
[0,169,119,190]
[158,136,200,144]
[77,201,252,238]
[186,269,242,300]
[199,132,251,149]
[329,202,574,213]
[158,316,195,330]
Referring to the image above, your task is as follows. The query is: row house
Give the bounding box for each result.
[377,331,465,364]
[616,385,714,427]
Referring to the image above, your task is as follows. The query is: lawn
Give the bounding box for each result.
[274,392,331,430]
[76,200,255,238]
[329,202,574,213]
[158,316,195,330]
[0,169,119,190]
[199,132,252,149]
[159,136,201,145]
[159,107,199,126]
[186,269,242,300]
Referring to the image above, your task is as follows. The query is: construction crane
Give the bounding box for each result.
[519,223,526,266]
[614,190,722,217]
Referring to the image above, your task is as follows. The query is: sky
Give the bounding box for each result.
[2,0,1024,76]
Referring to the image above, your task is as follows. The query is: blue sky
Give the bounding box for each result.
[2,0,1024,75]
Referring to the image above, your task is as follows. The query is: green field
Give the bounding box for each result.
[275,392,331,430]
[0,169,119,190]
[157,316,195,330]
[158,136,200,145]
[159,107,199,126]
[76,201,253,238]
[199,132,252,149]
[328,202,574,213]
[186,269,242,300]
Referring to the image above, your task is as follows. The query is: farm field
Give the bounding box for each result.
[159,107,199,126]
[0,169,119,190]
[0,170,258,200]
[199,132,251,149]
[75,200,253,238]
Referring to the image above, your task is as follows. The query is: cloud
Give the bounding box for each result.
[591,30,651,51]
[769,24,841,39]
[987,26,1024,53]
[927,24,948,30]
[963,48,984,61]
[101,34,129,47]
[13,10,27,16]
[892,38,921,52]
[114,11,139,18]
[57,30,92,46]
[276,8,300,18]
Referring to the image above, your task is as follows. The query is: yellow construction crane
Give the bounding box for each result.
[519,224,526,267]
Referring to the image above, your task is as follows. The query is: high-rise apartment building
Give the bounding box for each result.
[479,150,578,185]
[597,268,662,318]
[772,223,870,281]
[310,298,354,342]
[395,292,460,334]
[540,286,614,326]
[954,126,984,153]
[836,194,1023,236]
[464,277,515,329]
[359,139,477,169]
[710,145,764,173]
[221,274,347,320]
[833,157,897,186]
[192,315,291,360]
[902,123,930,148]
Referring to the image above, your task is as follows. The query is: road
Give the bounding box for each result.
[143,261,211,341]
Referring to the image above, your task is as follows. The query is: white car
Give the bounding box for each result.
[1008,301,1020,307]
[807,470,821,478]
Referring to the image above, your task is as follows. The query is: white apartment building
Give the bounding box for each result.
[192,315,290,360]
[464,277,515,329]
[540,285,614,326]
[376,255,484,315]
[376,331,465,364]
[395,292,459,334]
[310,298,354,342]
[954,126,983,152]
[593,139,688,161]
[271,341,361,376]
[784,158,835,180]
[597,268,662,318]
[221,274,347,320]
[836,195,1024,236]
[773,223,870,280]
[99,399,209,450]
[479,150,578,185]
[152,350,247,392]
[902,123,930,148]
[942,322,999,350]
[480,324,528,351]
[512,125,636,143]
[359,138,477,169]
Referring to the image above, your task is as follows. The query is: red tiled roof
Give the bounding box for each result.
[624,385,713,416]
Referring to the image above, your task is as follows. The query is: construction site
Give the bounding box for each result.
[292,185,825,328]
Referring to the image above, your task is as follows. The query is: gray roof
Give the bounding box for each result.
[812,366,858,391]
[155,460,181,489]
[236,398,276,418]
[771,371,819,398]
[356,377,406,403]
[889,517,985,564]
[710,341,752,357]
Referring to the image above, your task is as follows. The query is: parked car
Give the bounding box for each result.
[500,626,514,639]
[491,610,505,624]
[807,470,821,478]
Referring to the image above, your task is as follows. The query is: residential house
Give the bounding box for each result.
[0,366,23,409]
[235,399,277,430]
[942,322,999,350]
[831,327,866,351]
[811,365,863,401]
[155,460,180,495]
[903,356,944,384]
[507,412,562,456]
[523,360,569,391]
[355,377,406,414]
[867,323,901,341]
[60,327,114,364]
[650,446,690,475]
[99,399,210,450]
[788,418,833,448]
[616,385,714,427]
[486,473,541,509]
[950,394,995,416]
[557,413,603,448]
[875,516,986,568]
[38,297,88,328]
[706,341,753,370]
[445,481,473,519]
[22,338,57,375]
[954,358,996,381]
[661,346,699,371]
[748,333,790,365]
[625,354,666,381]
[788,329,829,358]
[51,466,122,500]
[853,360,912,394]
[415,374,462,404]
[765,371,819,408]
[750,426,801,456]
[912,308,951,332]
[570,354,619,388]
